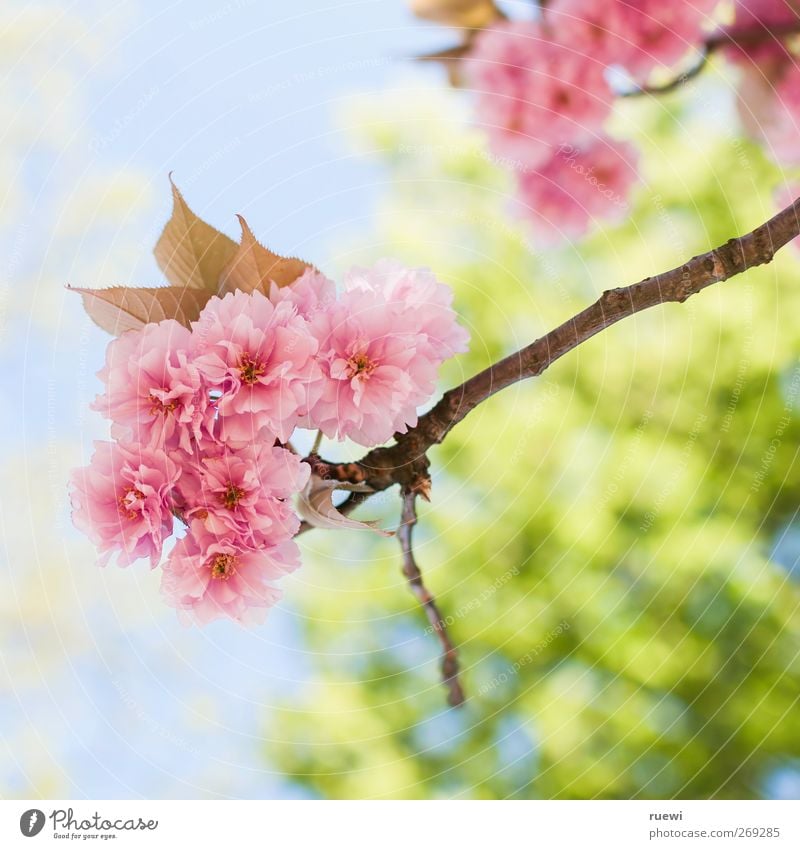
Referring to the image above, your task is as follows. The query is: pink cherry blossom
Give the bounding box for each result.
[92,320,210,454]
[192,289,320,444]
[466,20,613,168]
[548,0,721,82]
[304,292,429,445]
[304,262,468,445]
[160,520,301,626]
[343,260,470,362]
[610,1,718,83]
[516,137,639,241]
[717,0,800,165]
[179,444,309,542]
[69,441,180,567]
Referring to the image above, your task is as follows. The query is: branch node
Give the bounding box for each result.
[411,471,432,502]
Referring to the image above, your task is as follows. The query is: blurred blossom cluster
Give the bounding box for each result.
[465,0,800,239]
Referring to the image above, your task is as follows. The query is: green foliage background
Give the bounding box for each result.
[270,82,800,799]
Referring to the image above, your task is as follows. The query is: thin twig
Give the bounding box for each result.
[399,488,465,707]
[621,49,709,98]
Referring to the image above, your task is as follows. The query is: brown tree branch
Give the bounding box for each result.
[297,196,800,708]
[304,195,800,496]
[399,488,465,707]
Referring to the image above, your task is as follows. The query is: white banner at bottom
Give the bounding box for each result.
[1,799,798,848]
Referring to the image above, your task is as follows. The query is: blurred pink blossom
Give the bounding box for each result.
[611,0,718,83]
[466,20,613,168]
[516,138,639,241]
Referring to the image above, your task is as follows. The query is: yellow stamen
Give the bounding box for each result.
[209,553,236,581]
[347,352,376,379]
[239,353,266,385]
[148,392,177,416]
[220,483,245,510]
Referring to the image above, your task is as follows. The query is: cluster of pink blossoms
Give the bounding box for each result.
[70,262,469,625]
[464,1,800,240]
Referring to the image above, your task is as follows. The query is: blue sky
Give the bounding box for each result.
[86,0,445,268]
[0,0,454,799]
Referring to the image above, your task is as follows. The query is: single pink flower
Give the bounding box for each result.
[307,300,421,444]
[304,262,469,444]
[69,441,180,567]
[160,520,301,626]
[92,319,211,454]
[305,286,446,445]
[179,444,309,542]
[466,20,614,168]
[192,290,320,445]
[344,260,470,362]
[516,137,639,241]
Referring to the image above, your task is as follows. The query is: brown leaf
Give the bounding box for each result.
[219,215,313,296]
[410,0,503,29]
[153,176,238,292]
[73,180,317,336]
[68,284,211,335]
